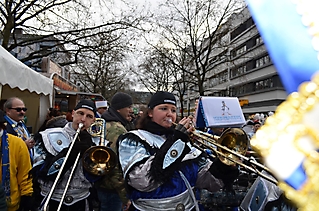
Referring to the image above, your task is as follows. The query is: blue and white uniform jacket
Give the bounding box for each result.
[33,122,92,206]
[118,129,224,211]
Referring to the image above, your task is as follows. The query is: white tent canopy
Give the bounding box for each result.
[0,46,53,95]
[0,46,53,132]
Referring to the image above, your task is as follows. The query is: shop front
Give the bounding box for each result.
[52,73,105,113]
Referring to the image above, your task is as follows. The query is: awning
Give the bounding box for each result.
[55,87,78,95]
[0,46,53,95]
[54,87,105,99]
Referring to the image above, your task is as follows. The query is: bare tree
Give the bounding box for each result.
[132,47,175,92]
[142,0,246,98]
[71,31,137,99]
[0,0,146,68]
[131,41,193,117]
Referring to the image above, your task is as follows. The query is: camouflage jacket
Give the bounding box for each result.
[94,121,128,203]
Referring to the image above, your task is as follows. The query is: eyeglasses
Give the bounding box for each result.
[9,107,28,112]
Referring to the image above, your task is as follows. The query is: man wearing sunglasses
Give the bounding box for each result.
[0,110,34,211]
[3,97,35,162]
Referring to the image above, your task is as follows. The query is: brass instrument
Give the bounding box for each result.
[204,128,248,166]
[41,123,84,211]
[172,121,277,184]
[83,118,117,176]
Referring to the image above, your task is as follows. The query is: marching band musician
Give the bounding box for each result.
[31,99,98,211]
[117,91,239,211]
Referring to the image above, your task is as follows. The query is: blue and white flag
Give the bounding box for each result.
[246,0,319,93]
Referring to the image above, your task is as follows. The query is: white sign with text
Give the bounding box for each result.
[195,96,245,128]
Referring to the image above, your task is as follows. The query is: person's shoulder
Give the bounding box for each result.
[7,133,23,142]
[101,110,111,119]
[5,122,14,132]
[106,121,127,141]
[107,121,126,131]
[7,134,27,148]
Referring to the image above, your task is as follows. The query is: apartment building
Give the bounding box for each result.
[2,28,72,79]
[186,7,287,118]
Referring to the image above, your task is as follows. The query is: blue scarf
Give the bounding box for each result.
[1,130,10,201]
[4,116,29,140]
[4,116,33,163]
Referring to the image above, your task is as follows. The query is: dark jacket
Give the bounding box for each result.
[4,116,30,137]
[0,186,7,211]
[38,115,68,133]
[98,106,131,203]
[101,107,134,131]
[5,121,19,137]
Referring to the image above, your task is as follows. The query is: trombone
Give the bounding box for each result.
[40,119,117,211]
[40,123,84,211]
[172,122,277,184]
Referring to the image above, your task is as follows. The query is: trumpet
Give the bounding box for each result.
[83,118,117,176]
[171,121,277,184]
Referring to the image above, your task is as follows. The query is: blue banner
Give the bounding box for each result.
[246,0,319,93]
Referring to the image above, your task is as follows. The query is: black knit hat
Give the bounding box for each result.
[0,110,6,124]
[111,92,133,110]
[148,91,176,109]
[74,99,97,114]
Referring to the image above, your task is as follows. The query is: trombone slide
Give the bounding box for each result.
[41,123,83,211]
[170,121,277,184]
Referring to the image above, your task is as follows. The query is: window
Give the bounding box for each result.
[230,17,255,40]
[229,75,283,97]
[236,45,247,56]
[209,50,228,64]
[256,36,262,45]
[231,34,262,59]
[203,81,208,88]
[231,45,246,58]
[217,70,228,84]
[231,54,271,78]
[255,55,270,68]
[231,64,247,78]
[209,70,228,87]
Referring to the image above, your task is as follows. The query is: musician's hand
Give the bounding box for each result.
[177,116,195,133]
[73,130,94,153]
[122,200,131,211]
[209,158,239,191]
[189,115,196,133]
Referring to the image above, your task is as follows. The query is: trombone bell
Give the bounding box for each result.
[217,128,248,166]
[83,118,117,176]
[82,146,117,176]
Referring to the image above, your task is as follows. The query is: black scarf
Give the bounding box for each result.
[143,121,174,138]
[102,107,128,126]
